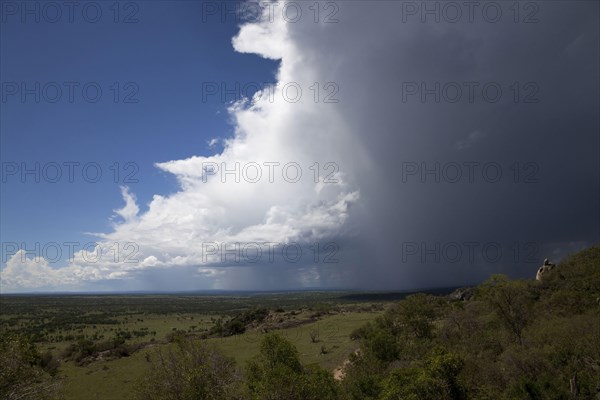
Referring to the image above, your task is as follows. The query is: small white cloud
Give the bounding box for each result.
[232,16,289,60]
[207,138,220,148]
[112,186,139,224]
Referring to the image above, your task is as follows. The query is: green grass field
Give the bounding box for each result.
[57,311,380,399]
[0,292,398,399]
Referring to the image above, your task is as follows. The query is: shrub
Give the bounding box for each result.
[135,338,240,400]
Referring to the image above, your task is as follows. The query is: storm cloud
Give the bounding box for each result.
[2,0,598,292]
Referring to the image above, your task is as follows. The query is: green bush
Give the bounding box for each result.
[246,333,340,400]
[0,333,61,400]
[135,338,240,400]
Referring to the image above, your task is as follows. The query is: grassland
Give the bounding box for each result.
[0,290,424,399]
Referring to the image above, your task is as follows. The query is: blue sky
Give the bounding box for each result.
[1,1,278,264]
[1,1,598,292]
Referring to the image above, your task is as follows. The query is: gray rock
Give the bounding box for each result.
[449,287,474,301]
[536,258,556,281]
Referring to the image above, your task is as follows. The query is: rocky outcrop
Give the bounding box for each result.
[449,287,475,301]
[536,258,556,281]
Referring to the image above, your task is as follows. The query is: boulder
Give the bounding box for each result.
[449,287,475,301]
[535,258,556,281]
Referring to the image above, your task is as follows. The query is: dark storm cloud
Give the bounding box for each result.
[286,0,599,288]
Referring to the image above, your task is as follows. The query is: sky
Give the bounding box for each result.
[0,0,598,293]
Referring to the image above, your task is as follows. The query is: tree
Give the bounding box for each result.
[135,338,241,400]
[478,275,534,344]
[361,328,398,363]
[340,351,385,400]
[246,333,339,400]
[301,364,340,400]
[309,329,320,343]
[0,333,61,400]
[381,348,466,400]
[394,293,438,340]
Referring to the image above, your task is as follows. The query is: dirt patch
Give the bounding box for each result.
[333,349,360,381]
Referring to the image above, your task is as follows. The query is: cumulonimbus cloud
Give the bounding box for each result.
[2,0,598,292]
[1,2,363,292]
